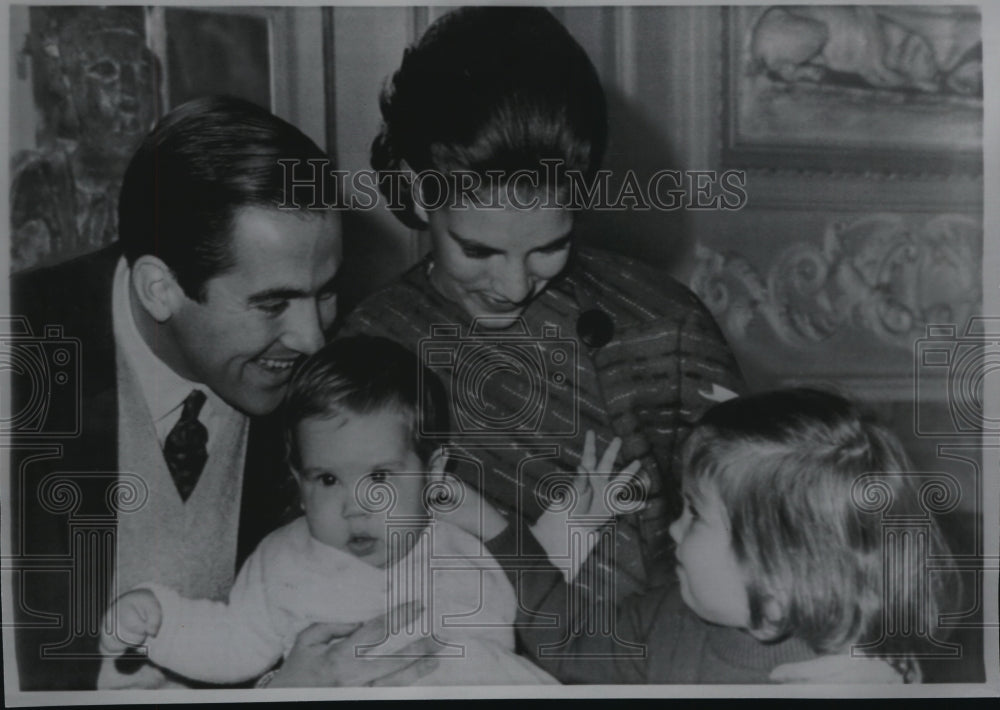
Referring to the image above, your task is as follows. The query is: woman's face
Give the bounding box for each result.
[419,193,574,330]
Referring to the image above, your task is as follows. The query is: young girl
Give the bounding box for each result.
[487,388,951,683]
[99,336,556,686]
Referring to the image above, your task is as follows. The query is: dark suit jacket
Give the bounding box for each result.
[9,245,295,690]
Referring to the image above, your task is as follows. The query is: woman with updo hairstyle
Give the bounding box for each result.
[369,6,607,230]
[342,6,744,635]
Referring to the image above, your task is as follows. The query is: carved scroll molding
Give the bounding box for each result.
[689,213,981,349]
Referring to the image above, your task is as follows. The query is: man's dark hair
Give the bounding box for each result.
[118,95,331,300]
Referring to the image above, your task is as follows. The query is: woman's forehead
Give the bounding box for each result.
[436,200,574,249]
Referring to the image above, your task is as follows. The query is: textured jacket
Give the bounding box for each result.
[341,247,745,592]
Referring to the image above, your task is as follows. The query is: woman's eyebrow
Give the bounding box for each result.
[448,230,503,253]
[448,228,573,252]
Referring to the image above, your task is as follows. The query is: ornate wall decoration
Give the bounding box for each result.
[689,213,981,350]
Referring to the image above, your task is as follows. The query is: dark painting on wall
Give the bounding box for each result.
[10,7,278,273]
[165,8,271,111]
[10,6,159,271]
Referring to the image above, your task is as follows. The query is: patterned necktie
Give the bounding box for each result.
[164,390,208,502]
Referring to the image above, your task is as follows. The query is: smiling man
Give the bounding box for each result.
[10,96,341,690]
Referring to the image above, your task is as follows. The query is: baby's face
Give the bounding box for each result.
[668,479,752,630]
[294,409,428,568]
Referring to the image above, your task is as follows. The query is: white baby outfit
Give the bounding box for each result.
[139,517,556,685]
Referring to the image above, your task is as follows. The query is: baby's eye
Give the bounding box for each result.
[318,473,338,487]
[369,469,389,483]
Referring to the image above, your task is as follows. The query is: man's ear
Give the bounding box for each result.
[130,255,185,323]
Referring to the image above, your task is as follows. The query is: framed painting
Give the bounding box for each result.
[146,6,298,116]
[721,5,983,175]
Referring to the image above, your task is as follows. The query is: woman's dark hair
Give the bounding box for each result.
[118,95,332,301]
[371,7,607,228]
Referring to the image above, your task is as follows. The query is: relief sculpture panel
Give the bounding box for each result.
[690,213,981,352]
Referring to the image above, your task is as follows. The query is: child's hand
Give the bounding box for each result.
[570,431,644,523]
[425,449,507,540]
[99,589,163,656]
[531,431,645,578]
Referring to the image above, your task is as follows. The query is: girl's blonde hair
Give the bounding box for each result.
[681,388,954,656]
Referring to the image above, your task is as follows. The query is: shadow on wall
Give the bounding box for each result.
[335,208,416,321]
[575,85,693,276]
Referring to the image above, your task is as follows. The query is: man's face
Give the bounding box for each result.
[165,206,341,416]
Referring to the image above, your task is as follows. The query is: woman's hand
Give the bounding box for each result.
[267,602,441,688]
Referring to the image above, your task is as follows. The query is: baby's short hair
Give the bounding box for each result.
[680,387,952,655]
[283,335,450,470]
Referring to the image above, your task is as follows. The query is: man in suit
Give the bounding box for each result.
[9,96,341,690]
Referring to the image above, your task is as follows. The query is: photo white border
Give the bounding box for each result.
[2,0,997,704]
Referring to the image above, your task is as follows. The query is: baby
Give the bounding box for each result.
[484,388,953,683]
[100,335,555,686]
